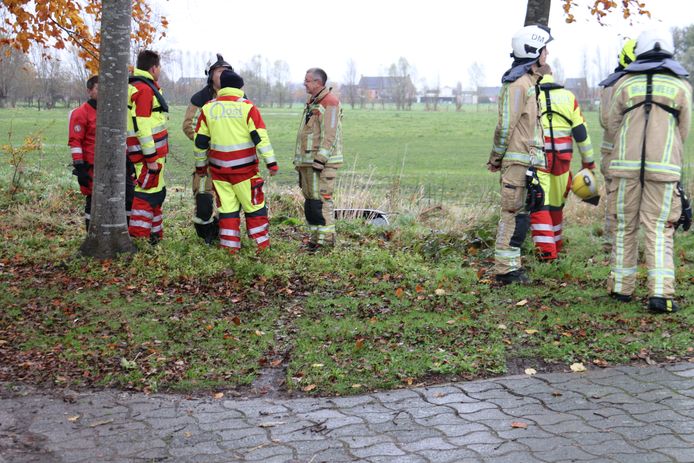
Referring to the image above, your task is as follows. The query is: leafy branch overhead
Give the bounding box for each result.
[562,0,650,24]
[0,0,168,73]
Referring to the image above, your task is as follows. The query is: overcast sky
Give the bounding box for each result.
[155,0,694,88]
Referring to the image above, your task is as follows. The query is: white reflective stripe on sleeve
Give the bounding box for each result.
[257,145,273,154]
[255,235,269,244]
[264,156,277,164]
[248,223,269,235]
[129,220,152,229]
[220,229,241,237]
[532,236,555,244]
[71,147,83,154]
[128,145,142,152]
[139,135,154,145]
[151,225,162,233]
[553,235,562,242]
[154,139,168,149]
[152,215,162,222]
[220,239,241,248]
[131,209,154,219]
[553,225,562,232]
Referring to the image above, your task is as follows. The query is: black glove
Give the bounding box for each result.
[72,162,91,188]
[525,167,545,213]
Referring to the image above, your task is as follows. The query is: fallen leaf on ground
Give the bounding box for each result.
[570,362,587,372]
[516,299,528,306]
[511,421,528,429]
[524,329,538,335]
[524,368,537,376]
[435,288,446,296]
[497,324,507,330]
[303,384,316,392]
[67,415,80,422]
[213,392,224,399]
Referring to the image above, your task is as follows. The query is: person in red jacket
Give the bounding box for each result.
[68,76,98,231]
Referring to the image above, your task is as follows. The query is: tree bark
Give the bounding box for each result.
[524,0,551,26]
[80,0,136,258]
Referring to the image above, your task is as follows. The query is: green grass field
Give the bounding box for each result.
[1,105,693,397]
[9,103,689,206]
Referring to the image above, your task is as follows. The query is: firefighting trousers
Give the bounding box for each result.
[212,173,269,251]
[493,164,530,275]
[530,169,571,260]
[601,153,615,248]
[297,166,337,245]
[607,178,682,298]
[82,174,135,232]
[129,189,165,239]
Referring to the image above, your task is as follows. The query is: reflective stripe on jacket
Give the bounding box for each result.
[538,75,594,175]
[489,71,544,168]
[126,68,169,164]
[194,87,275,184]
[294,87,343,167]
[607,73,692,182]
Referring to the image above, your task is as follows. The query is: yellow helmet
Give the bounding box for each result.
[619,39,637,68]
[572,168,600,205]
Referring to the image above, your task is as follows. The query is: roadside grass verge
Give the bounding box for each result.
[1,174,692,397]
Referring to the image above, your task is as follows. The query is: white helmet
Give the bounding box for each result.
[634,27,674,57]
[511,25,553,59]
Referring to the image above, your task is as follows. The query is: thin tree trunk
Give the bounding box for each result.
[524,0,551,26]
[80,0,136,258]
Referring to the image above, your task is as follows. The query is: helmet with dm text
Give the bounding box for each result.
[511,25,553,60]
[634,27,674,58]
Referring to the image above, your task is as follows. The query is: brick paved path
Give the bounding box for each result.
[2,363,693,462]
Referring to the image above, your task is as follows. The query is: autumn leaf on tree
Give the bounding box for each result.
[0,0,168,73]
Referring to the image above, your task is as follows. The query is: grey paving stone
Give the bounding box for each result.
[656,447,694,462]
[416,448,481,463]
[241,444,294,461]
[632,434,692,450]
[464,440,530,457]
[350,442,406,458]
[400,436,457,452]
[480,453,546,463]
[338,435,394,449]
[369,455,429,463]
[533,445,602,461]
[435,423,492,438]
[446,431,505,446]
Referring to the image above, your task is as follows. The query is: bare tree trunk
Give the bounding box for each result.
[524,0,551,26]
[80,0,136,258]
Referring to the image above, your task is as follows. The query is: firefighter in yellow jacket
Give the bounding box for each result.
[126,50,168,243]
[294,68,343,252]
[598,39,637,250]
[487,25,551,284]
[606,28,692,313]
[194,70,278,252]
[532,66,595,260]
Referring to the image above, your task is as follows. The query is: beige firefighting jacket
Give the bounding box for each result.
[607,73,692,182]
[294,87,343,168]
[598,85,618,174]
[489,70,545,168]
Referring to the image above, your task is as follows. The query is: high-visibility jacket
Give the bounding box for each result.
[489,70,545,168]
[127,68,168,195]
[538,74,594,175]
[598,70,625,172]
[294,87,343,168]
[194,87,276,184]
[68,99,97,165]
[607,72,692,182]
[127,69,169,165]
